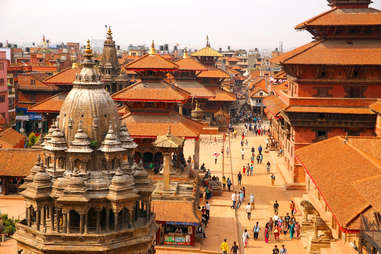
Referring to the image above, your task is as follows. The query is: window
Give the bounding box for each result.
[0,79,3,86]
[0,95,5,103]
[345,86,366,98]
[315,130,328,142]
[313,87,332,97]
[31,79,36,85]
[0,63,3,71]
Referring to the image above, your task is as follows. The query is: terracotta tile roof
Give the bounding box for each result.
[285,106,374,115]
[274,40,381,66]
[263,95,288,116]
[0,128,25,148]
[121,110,210,138]
[272,81,289,94]
[112,80,190,103]
[28,93,67,113]
[248,77,264,90]
[227,57,240,62]
[249,79,268,97]
[0,149,42,176]
[271,41,321,65]
[175,81,215,98]
[274,70,287,79]
[295,7,381,29]
[250,70,261,79]
[352,175,381,211]
[175,57,207,71]
[44,67,80,85]
[151,200,201,224]
[197,68,230,79]
[191,46,223,57]
[296,136,381,230]
[124,54,178,71]
[18,73,60,92]
[207,87,236,102]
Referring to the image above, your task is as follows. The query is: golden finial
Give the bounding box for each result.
[206,35,210,47]
[107,26,112,36]
[183,48,189,59]
[85,40,93,56]
[149,40,156,55]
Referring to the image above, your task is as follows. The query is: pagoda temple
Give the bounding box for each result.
[265,0,381,185]
[112,41,219,170]
[13,41,156,254]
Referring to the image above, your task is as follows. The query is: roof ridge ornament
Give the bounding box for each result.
[107,25,113,39]
[149,40,156,55]
[206,35,210,47]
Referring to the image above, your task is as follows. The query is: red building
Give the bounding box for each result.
[0,51,9,127]
[265,0,381,186]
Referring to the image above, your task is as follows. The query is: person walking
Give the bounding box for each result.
[242,165,246,175]
[271,173,276,186]
[295,221,301,239]
[266,161,271,174]
[238,172,242,185]
[220,239,229,254]
[290,200,296,216]
[222,176,226,190]
[250,193,255,210]
[227,177,232,192]
[241,148,245,160]
[280,245,287,254]
[213,152,218,164]
[205,201,210,218]
[256,154,260,164]
[264,225,270,243]
[273,245,280,254]
[258,144,263,155]
[274,223,280,242]
[273,200,279,214]
[246,203,252,220]
[251,146,255,154]
[242,229,249,248]
[250,164,254,176]
[253,221,260,240]
[231,241,239,254]
[289,222,295,240]
[231,192,237,208]
[259,153,263,164]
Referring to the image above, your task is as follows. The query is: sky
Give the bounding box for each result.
[1,0,381,52]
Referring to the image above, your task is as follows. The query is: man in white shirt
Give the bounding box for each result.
[246,203,252,220]
[205,201,210,218]
[231,192,236,209]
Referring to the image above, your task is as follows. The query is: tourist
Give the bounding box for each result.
[285,213,290,227]
[242,186,246,198]
[250,164,254,176]
[202,213,208,227]
[289,221,295,240]
[245,139,248,148]
[238,171,242,185]
[246,203,252,220]
[258,144,263,155]
[280,245,287,254]
[271,173,276,186]
[222,176,226,190]
[205,201,210,218]
[251,146,255,154]
[214,152,218,164]
[242,229,250,247]
[200,163,206,172]
[266,161,271,174]
[246,165,250,176]
[241,139,244,147]
[264,225,270,243]
[290,200,296,216]
[227,177,232,192]
[250,193,255,209]
[274,223,280,242]
[282,218,288,236]
[237,189,244,208]
[273,245,280,254]
[253,221,260,240]
[243,165,246,175]
[256,154,260,164]
[273,200,279,214]
[231,192,236,209]
[259,153,263,164]
[231,241,239,254]
[220,239,229,254]
[250,154,254,164]
[295,221,301,239]
[241,148,245,160]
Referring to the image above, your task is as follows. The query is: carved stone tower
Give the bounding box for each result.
[14,40,156,254]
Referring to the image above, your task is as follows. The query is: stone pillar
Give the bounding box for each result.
[84,213,88,234]
[56,210,60,232]
[114,211,118,231]
[67,212,70,234]
[194,138,200,170]
[96,211,100,233]
[36,208,41,231]
[50,206,54,231]
[79,214,84,234]
[42,206,46,232]
[63,213,67,233]
[146,201,150,222]
[106,209,110,231]
[26,207,30,226]
[163,152,170,190]
[178,103,183,115]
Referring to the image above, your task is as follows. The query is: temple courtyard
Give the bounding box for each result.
[0,125,308,254]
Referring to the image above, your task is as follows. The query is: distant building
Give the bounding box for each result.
[0,51,9,127]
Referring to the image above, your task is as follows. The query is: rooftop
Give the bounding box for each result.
[0,149,42,176]
[43,67,80,85]
[175,57,207,71]
[0,128,25,148]
[197,68,230,79]
[124,53,178,71]
[28,93,67,113]
[151,200,201,224]
[191,46,223,57]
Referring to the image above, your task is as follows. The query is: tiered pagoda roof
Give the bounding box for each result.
[197,68,230,78]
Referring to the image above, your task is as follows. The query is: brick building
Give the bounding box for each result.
[264,0,381,186]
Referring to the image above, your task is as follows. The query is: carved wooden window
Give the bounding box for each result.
[314,130,328,142]
[313,87,332,97]
[344,86,367,98]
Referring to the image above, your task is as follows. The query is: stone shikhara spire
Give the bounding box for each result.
[14,40,156,254]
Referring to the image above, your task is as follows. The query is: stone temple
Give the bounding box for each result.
[13,41,156,254]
